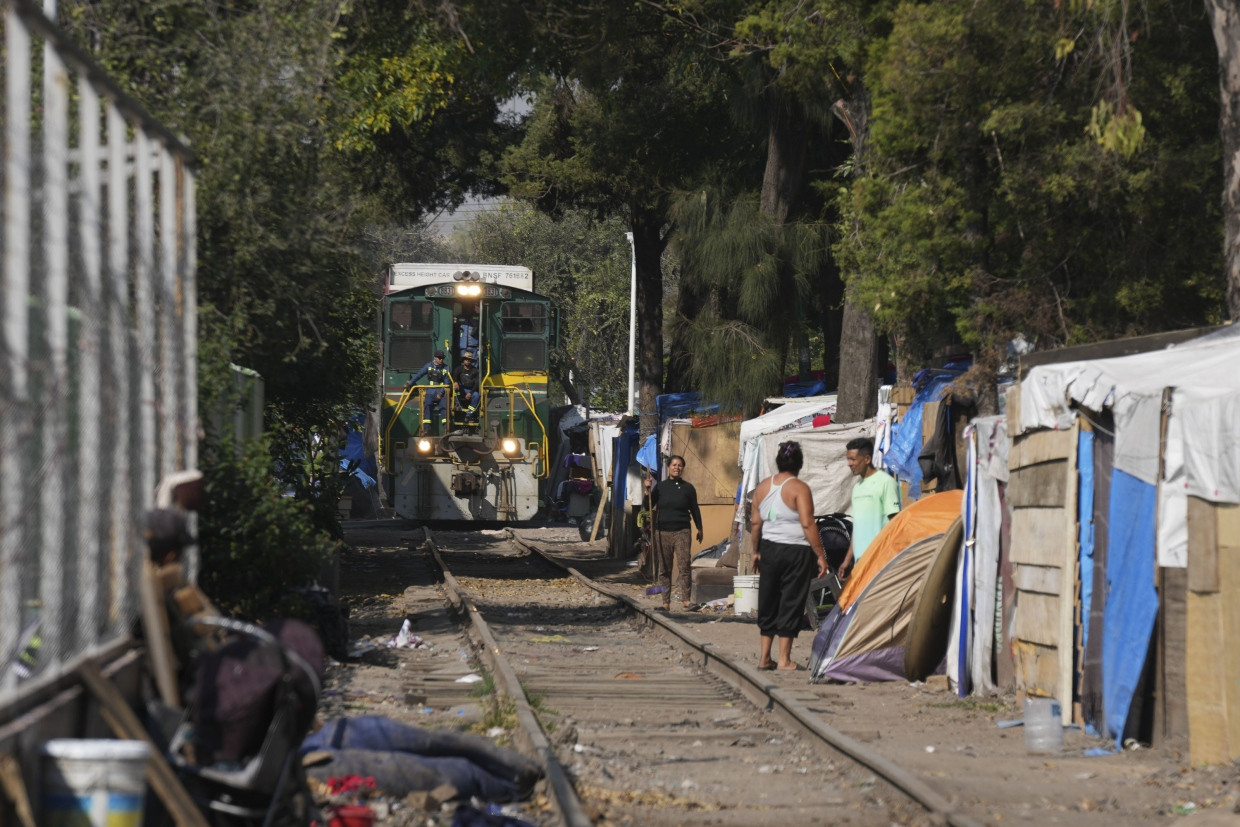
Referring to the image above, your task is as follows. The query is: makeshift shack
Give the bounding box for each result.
[1015,324,1240,762]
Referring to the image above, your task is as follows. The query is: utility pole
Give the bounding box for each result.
[626,232,636,415]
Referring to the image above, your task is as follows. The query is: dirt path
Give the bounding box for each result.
[521,526,1240,825]
[321,519,1240,825]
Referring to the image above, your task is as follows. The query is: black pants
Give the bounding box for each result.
[756,539,814,638]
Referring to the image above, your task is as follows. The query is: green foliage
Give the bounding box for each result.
[197,437,341,620]
[669,189,832,412]
[452,204,632,410]
[837,0,1224,374]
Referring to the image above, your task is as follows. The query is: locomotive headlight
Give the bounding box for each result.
[417,438,433,453]
[467,284,482,296]
[501,438,519,455]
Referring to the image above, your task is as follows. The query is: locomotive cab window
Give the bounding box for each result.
[501,302,546,333]
[500,301,548,372]
[388,300,436,370]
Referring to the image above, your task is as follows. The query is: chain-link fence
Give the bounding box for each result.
[0,0,197,704]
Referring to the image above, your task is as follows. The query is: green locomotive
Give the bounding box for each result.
[379,263,554,521]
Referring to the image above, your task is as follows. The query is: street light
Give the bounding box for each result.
[626,232,636,415]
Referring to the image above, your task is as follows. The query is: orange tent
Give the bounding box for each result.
[837,489,963,612]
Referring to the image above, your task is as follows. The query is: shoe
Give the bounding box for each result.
[684,603,700,612]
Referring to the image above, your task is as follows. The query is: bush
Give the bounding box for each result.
[198,437,342,620]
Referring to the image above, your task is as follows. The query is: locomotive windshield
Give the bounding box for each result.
[388,300,436,370]
[500,302,549,371]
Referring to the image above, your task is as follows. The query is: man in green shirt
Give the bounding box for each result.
[838,437,901,579]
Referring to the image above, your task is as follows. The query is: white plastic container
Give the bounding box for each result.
[733,575,760,615]
[1023,697,1064,754]
[41,739,150,827]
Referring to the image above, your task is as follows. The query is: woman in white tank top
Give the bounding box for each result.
[749,441,829,671]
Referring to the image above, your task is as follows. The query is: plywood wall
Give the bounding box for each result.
[1185,499,1240,765]
[669,420,743,505]
[1006,389,1078,717]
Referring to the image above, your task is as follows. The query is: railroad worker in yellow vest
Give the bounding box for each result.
[407,349,451,429]
[838,436,901,580]
[750,441,829,671]
[453,350,481,423]
[650,455,703,611]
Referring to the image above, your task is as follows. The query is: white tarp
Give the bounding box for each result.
[1019,324,1240,566]
[737,396,837,506]
[753,421,873,514]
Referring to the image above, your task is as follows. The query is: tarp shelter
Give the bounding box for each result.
[1015,324,1240,761]
[737,396,848,511]
[945,416,1009,697]
[809,491,963,683]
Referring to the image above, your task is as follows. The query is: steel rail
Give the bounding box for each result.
[507,531,986,827]
[423,529,592,827]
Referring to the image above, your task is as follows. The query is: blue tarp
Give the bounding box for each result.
[1078,431,1097,669]
[885,372,958,500]
[612,424,640,511]
[782,380,827,398]
[1101,469,1158,747]
[656,392,705,421]
[635,434,659,472]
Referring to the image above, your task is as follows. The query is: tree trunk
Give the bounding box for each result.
[760,95,809,224]
[631,207,666,440]
[835,298,879,423]
[1205,0,1240,321]
[833,86,881,421]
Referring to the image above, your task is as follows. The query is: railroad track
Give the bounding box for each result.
[426,528,984,827]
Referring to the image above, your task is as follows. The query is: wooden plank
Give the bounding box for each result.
[0,755,36,827]
[1187,496,1220,593]
[1222,544,1240,762]
[1013,563,1061,595]
[588,482,609,542]
[1011,640,1058,697]
[1009,506,1068,567]
[1005,384,1022,437]
[1011,428,1074,469]
[1218,504,1240,546]
[1012,591,1061,647]
[76,662,210,827]
[1187,589,1228,765]
[1008,461,1068,508]
[139,559,180,707]
[1058,418,1080,725]
[1158,566,1189,744]
[670,420,742,503]
[890,385,916,406]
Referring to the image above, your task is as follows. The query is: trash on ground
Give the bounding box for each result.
[455,673,484,684]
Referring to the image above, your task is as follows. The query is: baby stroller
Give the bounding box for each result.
[163,616,325,827]
[804,513,852,631]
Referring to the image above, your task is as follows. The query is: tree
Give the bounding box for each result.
[1204,0,1240,320]
[500,6,739,437]
[836,0,1223,404]
[452,204,632,410]
[61,0,380,545]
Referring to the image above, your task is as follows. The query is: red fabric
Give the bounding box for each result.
[812,414,832,428]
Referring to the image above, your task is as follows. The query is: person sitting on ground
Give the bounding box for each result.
[838,436,901,580]
[453,350,481,422]
[650,455,704,611]
[407,350,451,430]
[750,441,829,671]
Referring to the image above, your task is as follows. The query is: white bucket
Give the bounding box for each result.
[733,575,759,615]
[1024,697,1064,754]
[41,739,150,827]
